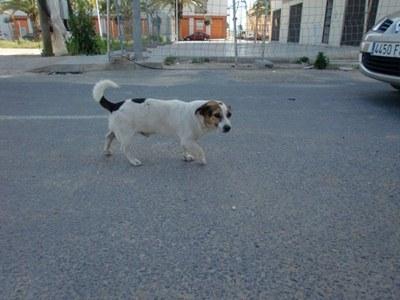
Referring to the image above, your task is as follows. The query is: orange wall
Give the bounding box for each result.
[92,17,148,39]
[179,16,227,39]
[12,16,30,39]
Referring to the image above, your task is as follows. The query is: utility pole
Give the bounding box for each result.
[107,0,110,61]
[175,0,179,41]
[37,0,53,56]
[261,0,269,59]
[363,0,372,34]
[132,0,143,60]
[269,0,273,42]
[232,0,238,66]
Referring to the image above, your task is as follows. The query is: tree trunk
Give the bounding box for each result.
[29,12,40,40]
[37,0,53,56]
[254,16,258,43]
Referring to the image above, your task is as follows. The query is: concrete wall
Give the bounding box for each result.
[279,0,346,46]
[278,0,400,47]
[184,0,227,16]
[376,0,400,19]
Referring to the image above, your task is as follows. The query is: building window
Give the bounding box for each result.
[341,0,366,46]
[288,3,302,43]
[322,0,334,44]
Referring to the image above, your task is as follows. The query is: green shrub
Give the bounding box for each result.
[314,52,329,69]
[66,0,101,55]
[164,56,177,65]
[191,57,210,64]
[296,56,310,64]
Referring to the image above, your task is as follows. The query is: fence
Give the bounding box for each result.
[103,0,400,64]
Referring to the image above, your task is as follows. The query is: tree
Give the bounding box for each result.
[250,0,269,43]
[37,0,53,56]
[67,0,100,55]
[0,0,40,39]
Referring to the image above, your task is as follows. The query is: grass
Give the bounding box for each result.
[0,39,42,49]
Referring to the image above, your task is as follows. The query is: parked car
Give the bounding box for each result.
[184,32,210,41]
[359,11,400,90]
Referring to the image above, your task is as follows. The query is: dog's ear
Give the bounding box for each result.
[195,102,213,117]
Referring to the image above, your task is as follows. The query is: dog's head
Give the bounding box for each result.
[195,100,232,133]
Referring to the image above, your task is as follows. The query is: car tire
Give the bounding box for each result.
[390,84,400,91]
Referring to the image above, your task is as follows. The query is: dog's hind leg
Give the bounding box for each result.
[119,134,142,166]
[104,131,115,156]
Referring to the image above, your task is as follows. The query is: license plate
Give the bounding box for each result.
[370,42,400,58]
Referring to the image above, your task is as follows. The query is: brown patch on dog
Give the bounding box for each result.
[195,101,223,128]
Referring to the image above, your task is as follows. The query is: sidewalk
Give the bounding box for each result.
[0,46,359,75]
[0,49,112,75]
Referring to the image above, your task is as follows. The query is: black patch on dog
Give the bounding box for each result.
[100,96,124,113]
[131,98,146,104]
[195,103,212,117]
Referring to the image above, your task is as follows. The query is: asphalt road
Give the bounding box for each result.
[1,68,399,299]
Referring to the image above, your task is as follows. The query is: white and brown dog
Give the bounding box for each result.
[93,80,232,166]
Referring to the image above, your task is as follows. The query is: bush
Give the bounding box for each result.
[66,0,101,55]
[314,52,329,69]
[164,56,177,65]
[296,56,310,64]
[192,57,210,64]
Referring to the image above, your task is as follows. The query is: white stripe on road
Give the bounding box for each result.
[0,115,107,121]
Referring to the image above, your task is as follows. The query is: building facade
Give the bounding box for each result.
[0,10,33,40]
[272,0,400,46]
[179,0,227,39]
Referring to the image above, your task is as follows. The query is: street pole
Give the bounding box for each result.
[132,0,143,59]
[107,0,110,62]
[363,0,372,34]
[261,0,269,59]
[232,0,238,66]
[176,0,179,41]
[269,0,273,42]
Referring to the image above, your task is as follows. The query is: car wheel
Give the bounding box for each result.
[390,84,400,91]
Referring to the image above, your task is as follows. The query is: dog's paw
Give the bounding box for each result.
[183,154,194,162]
[199,158,207,165]
[129,158,142,167]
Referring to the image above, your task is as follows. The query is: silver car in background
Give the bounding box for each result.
[359,11,400,91]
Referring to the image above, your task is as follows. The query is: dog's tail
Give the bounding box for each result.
[92,80,121,113]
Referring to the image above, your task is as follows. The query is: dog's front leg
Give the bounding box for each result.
[181,139,207,165]
[182,146,195,162]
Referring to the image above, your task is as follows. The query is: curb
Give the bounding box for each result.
[30,61,136,74]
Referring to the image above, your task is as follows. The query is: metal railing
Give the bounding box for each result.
[102,0,400,65]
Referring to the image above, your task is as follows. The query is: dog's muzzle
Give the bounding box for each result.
[223,125,231,133]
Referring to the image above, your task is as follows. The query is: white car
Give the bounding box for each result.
[359,11,400,91]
